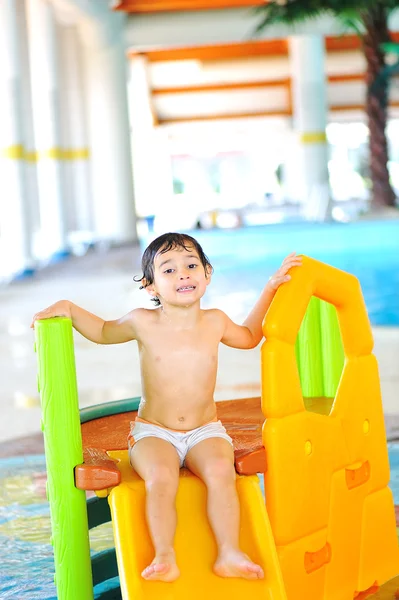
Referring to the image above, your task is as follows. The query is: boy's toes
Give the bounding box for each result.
[245,563,264,579]
[141,559,180,582]
[142,563,169,579]
[214,551,264,580]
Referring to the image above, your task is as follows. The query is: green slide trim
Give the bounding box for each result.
[295,297,345,398]
[80,397,141,424]
[94,582,121,600]
[87,496,112,530]
[35,318,94,600]
[92,549,119,586]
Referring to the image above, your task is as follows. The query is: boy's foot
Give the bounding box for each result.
[214,549,264,580]
[141,552,180,582]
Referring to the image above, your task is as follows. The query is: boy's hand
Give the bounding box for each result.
[31,300,72,329]
[267,252,302,291]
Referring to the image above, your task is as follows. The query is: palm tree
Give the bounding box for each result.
[255,1,399,209]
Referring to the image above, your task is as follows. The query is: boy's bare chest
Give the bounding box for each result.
[140,327,219,367]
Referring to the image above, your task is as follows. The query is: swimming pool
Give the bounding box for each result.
[183,220,399,325]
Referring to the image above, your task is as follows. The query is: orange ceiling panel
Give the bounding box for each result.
[129,39,288,62]
[114,0,265,13]
[129,33,399,63]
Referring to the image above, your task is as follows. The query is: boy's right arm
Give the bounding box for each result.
[31,300,138,344]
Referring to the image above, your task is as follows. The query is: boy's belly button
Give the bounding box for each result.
[178,416,185,422]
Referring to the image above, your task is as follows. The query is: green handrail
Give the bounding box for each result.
[35,318,94,600]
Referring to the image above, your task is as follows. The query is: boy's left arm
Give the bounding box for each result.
[221,252,302,349]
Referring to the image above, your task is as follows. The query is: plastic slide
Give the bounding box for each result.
[108,450,287,600]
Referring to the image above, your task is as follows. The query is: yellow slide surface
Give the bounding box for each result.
[108,450,287,600]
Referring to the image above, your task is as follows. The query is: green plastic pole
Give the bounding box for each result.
[295,297,345,398]
[295,297,324,397]
[35,318,94,600]
[319,299,345,397]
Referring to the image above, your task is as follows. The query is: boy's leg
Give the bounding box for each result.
[130,437,181,582]
[185,437,264,580]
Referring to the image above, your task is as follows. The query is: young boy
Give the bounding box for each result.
[31,232,301,583]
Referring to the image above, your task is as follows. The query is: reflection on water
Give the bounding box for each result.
[0,456,115,598]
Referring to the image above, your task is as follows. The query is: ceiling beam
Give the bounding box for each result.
[157,101,399,124]
[158,109,292,124]
[328,73,365,83]
[130,39,288,62]
[151,74,369,96]
[333,101,399,112]
[114,0,265,12]
[129,33,399,63]
[152,78,291,95]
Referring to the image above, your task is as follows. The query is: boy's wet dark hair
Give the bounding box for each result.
[135,232,213,306]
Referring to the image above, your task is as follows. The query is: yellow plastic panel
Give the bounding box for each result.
[276,528,328,600]
[261,339,305,418]
[312,266,372,358]
[263,411,348,545]
[261,256,398,596]
[323,467,367,600]
[263,257,313,345]
[263,257,373,357]
[331,355,390,492]
[357,487,399,593]
[108,451,287,600]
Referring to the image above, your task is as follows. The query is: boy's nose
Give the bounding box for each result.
[179,272,190,279]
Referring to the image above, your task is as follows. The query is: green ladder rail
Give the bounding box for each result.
[35,317,94,600]
[35,318,140,600]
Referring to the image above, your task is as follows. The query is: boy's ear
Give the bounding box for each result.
[142,279,158,297]
[146,283,158,298]
[205,265,212,284]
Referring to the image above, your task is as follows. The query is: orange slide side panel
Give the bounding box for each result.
[261,256,399,599]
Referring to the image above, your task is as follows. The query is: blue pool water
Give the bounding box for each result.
[181,220,399,325]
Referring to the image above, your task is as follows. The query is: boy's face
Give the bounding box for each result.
[147,245,211,307]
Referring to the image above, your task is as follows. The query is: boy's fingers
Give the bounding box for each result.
[271,274,291,286]
[283,259,302,270]
[282,258,301,267]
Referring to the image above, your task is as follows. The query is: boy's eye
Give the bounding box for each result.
[188,264,197,269]
[164,268,174,274]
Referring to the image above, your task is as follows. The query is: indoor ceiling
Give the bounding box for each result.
[113,1,399,127]
[128,36,399,126]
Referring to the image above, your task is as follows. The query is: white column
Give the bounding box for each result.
[284,35,331,219]
[128,55,173,222]
[19,0,41,250]
[60,24,93,244]
[26,0,68,259]
[83,17,137,243]
[0,0,35,279]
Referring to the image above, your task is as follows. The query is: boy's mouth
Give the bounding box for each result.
[176,285,196,292]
